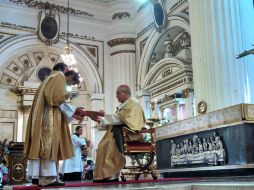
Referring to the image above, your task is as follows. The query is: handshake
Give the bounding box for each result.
[73,107,105,122]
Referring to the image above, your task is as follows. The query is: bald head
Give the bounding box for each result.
[117,84,131,96]
[116,84,131,103]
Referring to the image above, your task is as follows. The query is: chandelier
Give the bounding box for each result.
[61,0,77,66]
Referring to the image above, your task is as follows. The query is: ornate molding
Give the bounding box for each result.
[9,0,93,17]
[0,22,36,32]
[197,101,207,114]
[112,12,130,20]
[156,104,248,141]
[107,38,135,48]
[87,47,96,57]
[110,50,135,56]
[12,86,37,96]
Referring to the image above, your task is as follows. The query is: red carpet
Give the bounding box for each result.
[11,178,193,189]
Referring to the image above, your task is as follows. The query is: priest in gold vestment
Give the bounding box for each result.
[24,63,85,186]
[93,84,146,182]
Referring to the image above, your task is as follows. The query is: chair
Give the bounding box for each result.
[120,125,157,181]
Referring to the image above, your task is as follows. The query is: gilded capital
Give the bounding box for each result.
[22,105,32,114]
[107,38,135,48]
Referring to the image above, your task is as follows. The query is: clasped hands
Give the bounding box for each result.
[73,107,105,122]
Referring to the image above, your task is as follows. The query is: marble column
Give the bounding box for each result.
[107,4,137,108]
[137,89,151,119]
[108,38,136,108]
[21,105,31,142]
[189,0,254,112]
[15,86,37,142]
[89,93,104,159]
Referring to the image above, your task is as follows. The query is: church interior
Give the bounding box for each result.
[1,0,254,189]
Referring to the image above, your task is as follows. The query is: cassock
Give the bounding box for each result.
[24,71,75,185]
[62,134,86,181]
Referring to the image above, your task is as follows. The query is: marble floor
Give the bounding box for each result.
[41,176,254,190]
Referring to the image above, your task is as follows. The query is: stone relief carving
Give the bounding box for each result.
[163,32,191,57]
[148,53,159,69]
[170,133,226,167]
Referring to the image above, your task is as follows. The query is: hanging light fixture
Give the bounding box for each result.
[61,0,77,66]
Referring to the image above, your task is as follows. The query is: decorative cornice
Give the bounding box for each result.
[9,0,93,17]
[110,50,135,56]
[1,22,36,32]
[107,38,135,48]
[112,12,130,20]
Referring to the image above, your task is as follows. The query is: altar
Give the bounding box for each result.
[155,104,254,177]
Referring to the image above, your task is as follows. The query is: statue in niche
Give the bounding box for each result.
[164,34,174,57]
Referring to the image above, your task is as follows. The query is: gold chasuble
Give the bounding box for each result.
[24,72,74,162]
[94,98,146,180]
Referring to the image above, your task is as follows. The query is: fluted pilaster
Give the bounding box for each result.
[189,0,254,112]
[108,37,136,108]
